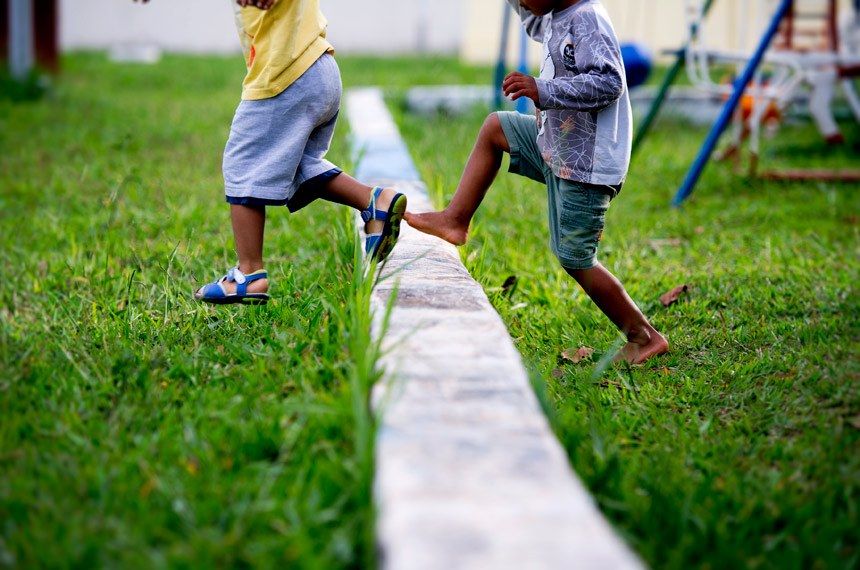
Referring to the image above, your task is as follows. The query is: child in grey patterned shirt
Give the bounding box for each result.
[406,0,668,364]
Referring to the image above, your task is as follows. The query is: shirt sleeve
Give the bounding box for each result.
[505,0,548,41]
[534,10,625,112]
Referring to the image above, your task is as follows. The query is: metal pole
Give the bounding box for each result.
[631,0,717,156]
[672,0,793,207]
[494,2,513,109]
[9,0,35,80]
[516,27,530,113]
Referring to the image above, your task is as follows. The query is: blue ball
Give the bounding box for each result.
[621,43,653,89]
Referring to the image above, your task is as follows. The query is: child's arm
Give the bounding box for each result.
[505,0,548,41]
[534,15,624,112]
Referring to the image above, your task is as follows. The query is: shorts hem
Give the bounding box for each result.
[225,184,293,203]
[224,167,342,212]
[225,196,289,207]
[558,257,599,271]
[288,167,342,213]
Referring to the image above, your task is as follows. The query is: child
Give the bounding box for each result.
[136,0,407,305]
[405,0,668,364]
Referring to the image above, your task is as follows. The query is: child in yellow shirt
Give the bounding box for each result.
[137,0,407,304]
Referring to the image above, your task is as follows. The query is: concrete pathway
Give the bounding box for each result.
[346,87,643,570]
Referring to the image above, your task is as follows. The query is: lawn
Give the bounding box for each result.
[397,89,860,566]
[0,53,490,569]
[2,51,857,569]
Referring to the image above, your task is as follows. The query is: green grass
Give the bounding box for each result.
[0,52,492,568]
[3,50,857,568]
[398,101,860,567]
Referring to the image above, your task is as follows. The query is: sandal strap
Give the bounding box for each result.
[222,267,267,297]
[360,187,389,223]
[365,233,383,255]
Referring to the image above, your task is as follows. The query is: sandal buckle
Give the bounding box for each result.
[228,267,247,284]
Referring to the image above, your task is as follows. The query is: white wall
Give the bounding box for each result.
[60,0,242,54]
[326,0,463,54]
[59,0,464,55]
[59,0,858,62]
[462,0,859,65]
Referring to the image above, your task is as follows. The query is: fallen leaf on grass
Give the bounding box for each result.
[551,368,565,379]
[501,275,518,297]
[695,226,705,234]
[561,346,594,364]
[660,284,689,307]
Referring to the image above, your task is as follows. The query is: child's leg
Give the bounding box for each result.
[565,263,669,364]
[231,204,266,274]
[406,113,510,245]
[197,204,270,297]
[211,175,397,298]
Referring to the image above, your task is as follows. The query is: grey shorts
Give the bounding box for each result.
[223,54,342,212]
[497,111,620,271]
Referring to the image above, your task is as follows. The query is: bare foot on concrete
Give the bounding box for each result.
[404,210,469,246]
[615,328,669,365]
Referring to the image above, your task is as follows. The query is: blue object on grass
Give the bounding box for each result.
[620,43,653,90]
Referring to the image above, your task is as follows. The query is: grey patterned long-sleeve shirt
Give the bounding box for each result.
[507,0,632,186]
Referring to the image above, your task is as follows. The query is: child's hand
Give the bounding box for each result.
[236,0,279,8]
[502,72,539,106]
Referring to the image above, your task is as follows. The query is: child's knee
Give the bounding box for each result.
[481,113,509,151]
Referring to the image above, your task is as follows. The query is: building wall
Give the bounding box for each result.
[58,0,464,55]
[59,0,240,53]
[462,0,856,66]
[58,0,856,62]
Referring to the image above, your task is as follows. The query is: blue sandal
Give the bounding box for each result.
[361,186,407,262]
[195,267,270,305]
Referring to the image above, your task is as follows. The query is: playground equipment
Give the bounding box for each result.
[632,0,860,205]
[685,0,860,144]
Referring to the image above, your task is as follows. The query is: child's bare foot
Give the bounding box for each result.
[615,328,669,365]
[404,210,469,246]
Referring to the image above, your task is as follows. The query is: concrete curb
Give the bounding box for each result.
[346,87,643,570]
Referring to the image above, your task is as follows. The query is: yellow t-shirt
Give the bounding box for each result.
[233,0,334,101]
